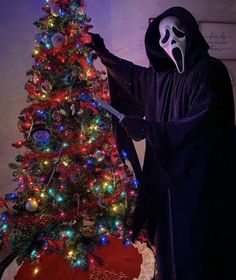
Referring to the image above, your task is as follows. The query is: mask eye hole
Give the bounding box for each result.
[161,29,170,44]
[172,27,185,38]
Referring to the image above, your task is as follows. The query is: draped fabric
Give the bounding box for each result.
[98,6,236,280]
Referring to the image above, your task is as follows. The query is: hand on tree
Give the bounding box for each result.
[86,32,107,53]
[120,116,147,142]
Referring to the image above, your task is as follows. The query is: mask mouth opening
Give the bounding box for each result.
[173,47,184,73]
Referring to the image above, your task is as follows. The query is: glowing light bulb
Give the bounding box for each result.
[112,205,118,212]
[2,224,8,231]
[66,230,73,237]
[107,185,113,192]
[120,191,126,198]
[48,188,54,196]
[40,192,45,198]
[59,212,65,218]
[33,266,39,276]
[68,250,74,257]
[56,195,63,202]
[130,190,136,196]
[63,160,68,166]
[31,250,37,258]
[114,220,121,227]
[33,48,40,56]
[45,147,51,152]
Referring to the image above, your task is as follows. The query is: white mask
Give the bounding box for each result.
[159,16,186,73]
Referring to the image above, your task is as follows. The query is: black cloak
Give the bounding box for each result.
[97,6,236,280]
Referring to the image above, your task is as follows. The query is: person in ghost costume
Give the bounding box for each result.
[87,6,236,280]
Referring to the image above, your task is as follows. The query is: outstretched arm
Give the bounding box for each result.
[87,33,155,106]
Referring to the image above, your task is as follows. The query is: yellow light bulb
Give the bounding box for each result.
[33,266,39,276]
[112,205,118,212]
[68,250,74,259]
[40,192,45,198]
[33,48,40,56]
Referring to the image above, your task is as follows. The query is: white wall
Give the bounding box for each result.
[0,1,44,196]
[0,0,236,195]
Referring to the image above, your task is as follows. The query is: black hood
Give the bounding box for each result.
[145,6,210,73]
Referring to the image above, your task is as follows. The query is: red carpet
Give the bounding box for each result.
[15,236,142,280]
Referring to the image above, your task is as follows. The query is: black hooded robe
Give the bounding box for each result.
[97,7,236,280]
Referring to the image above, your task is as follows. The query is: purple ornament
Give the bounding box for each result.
[51,32,65,48]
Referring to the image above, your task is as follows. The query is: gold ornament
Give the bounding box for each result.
[25,198,38,212]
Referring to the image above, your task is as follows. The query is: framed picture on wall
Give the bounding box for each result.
[198,21,236,60]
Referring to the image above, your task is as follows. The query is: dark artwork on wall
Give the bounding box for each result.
[199,21,236,60]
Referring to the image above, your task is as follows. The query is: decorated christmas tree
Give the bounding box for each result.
[0,0,139,272]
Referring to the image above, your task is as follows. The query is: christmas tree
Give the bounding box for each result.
[0,0,138,270]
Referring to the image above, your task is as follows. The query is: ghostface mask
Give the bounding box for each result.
[159,16,186,73]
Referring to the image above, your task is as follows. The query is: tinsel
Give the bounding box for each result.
[0,0,138,273]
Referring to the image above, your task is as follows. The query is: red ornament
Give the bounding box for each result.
[80,56,89,68]
[12,140,25,149]
[67,53,79,63]
[22,121,32,129]
[80,33,92,45]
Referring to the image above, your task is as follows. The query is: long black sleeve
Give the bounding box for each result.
[97,49,155,106]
